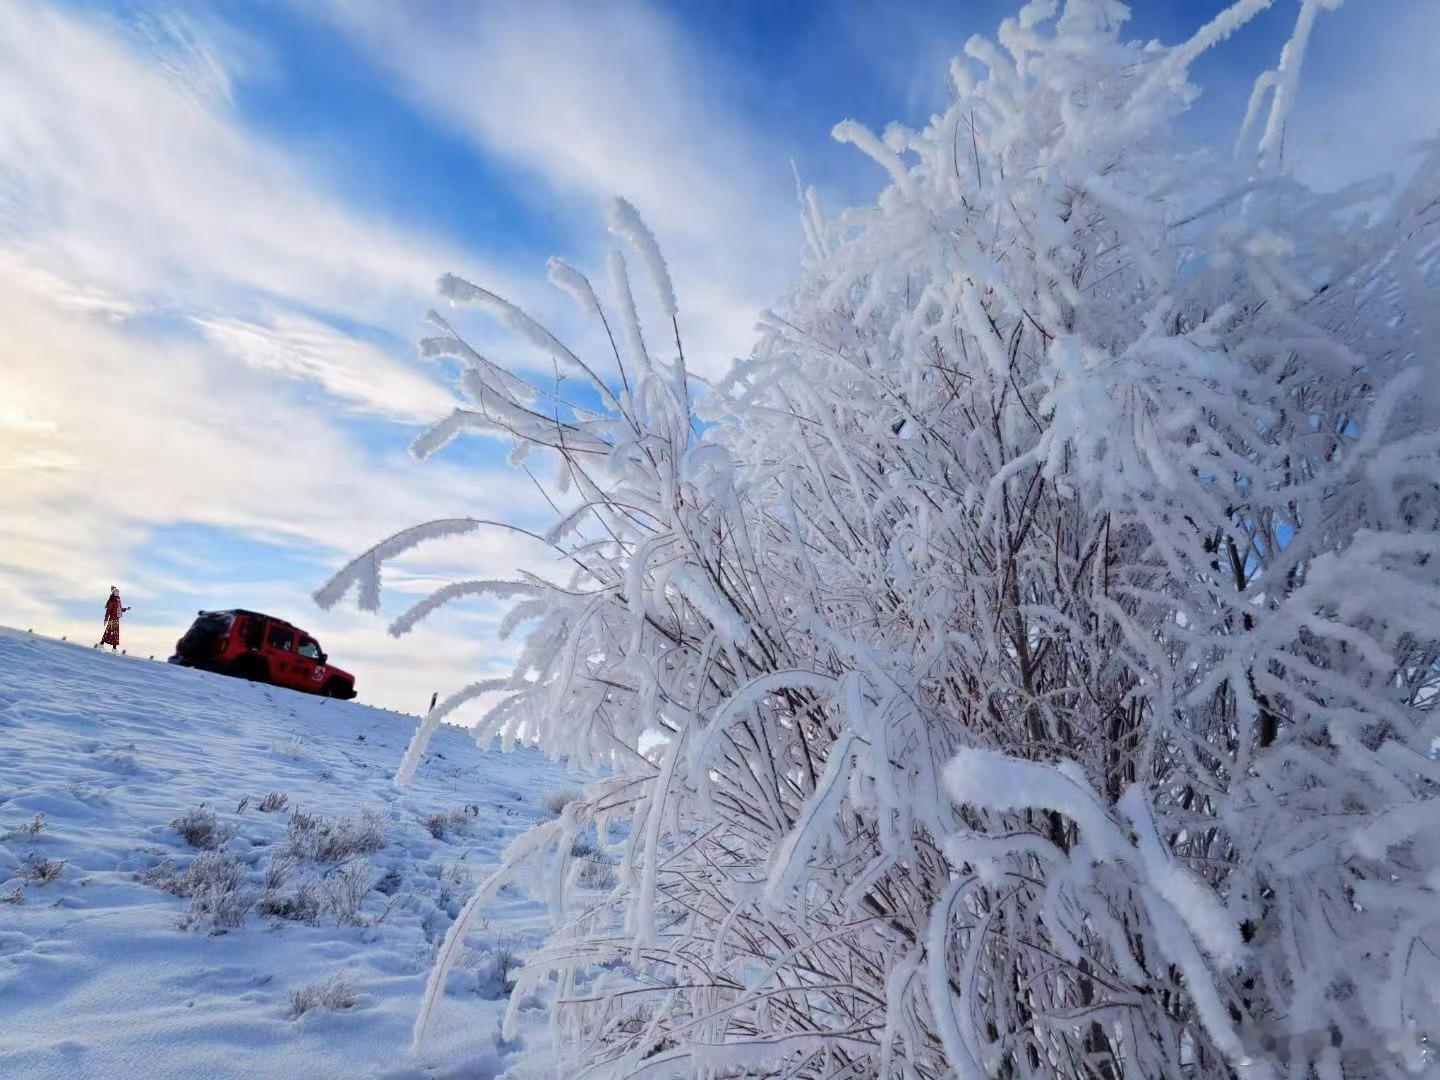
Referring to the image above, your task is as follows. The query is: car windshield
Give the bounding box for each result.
[297,639,321,660]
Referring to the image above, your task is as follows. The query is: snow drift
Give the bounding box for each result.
[0,628,583,1078]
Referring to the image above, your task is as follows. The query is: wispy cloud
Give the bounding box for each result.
[195,311,454,422]
[129,7,244,109]
[0,1,492,328]
[308,0,803,376]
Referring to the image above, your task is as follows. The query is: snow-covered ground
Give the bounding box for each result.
[0,626,583,1079]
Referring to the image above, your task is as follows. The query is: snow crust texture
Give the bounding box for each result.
[0,628,582,1079]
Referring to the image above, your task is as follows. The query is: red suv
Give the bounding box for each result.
[169,609,357,699]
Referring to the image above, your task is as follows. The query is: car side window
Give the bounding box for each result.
[268,625,294,652]
[240,616,263,650]
[297,638,321,660]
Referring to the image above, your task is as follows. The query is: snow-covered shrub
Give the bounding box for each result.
[576,854,616,893]
[461,932,524,1001]
[139,857,180,892]
[176,850,254,932]
[259,791,289,813]
[170,804,230,849]
[20,854,64,885]
[424,806,478,841]
[144,849,257,931]
[1,813,45,840]
[323,1,1439,1076]
[282,807,387,864]
[435,857,472,909]
[540,787,582,818]
[258,877,322,924]
[567,835,598,860]
[288,809,319,832]
[263,851,299,894]
[288,972,357,1017]
[262,814,386,924]
[323,859,374,926]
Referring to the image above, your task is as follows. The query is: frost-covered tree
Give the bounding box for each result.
[320,2,1440,1076]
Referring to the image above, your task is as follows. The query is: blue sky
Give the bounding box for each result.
[2,0,1436,715]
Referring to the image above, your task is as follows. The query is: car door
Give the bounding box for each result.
[239,614,264,654]
[265,622,299,688]
[295,636,326,692]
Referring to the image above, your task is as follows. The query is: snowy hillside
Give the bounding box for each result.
[0,626,584,1079]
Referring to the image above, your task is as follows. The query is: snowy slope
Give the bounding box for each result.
[0,626,582,1079]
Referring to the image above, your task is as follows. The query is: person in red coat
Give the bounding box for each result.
[100,586,130,651]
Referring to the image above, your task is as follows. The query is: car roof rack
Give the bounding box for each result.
[200,608,294,627]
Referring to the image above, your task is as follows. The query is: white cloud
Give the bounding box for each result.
[128,7,244,109]
[195,311,455,423]
[309,0,803,377]
[0,0,498,330]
